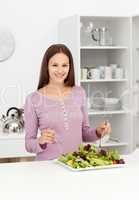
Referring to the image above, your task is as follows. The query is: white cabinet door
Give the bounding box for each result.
[0,136,35,158]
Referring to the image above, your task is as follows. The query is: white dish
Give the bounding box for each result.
[57,160,126,172]
[104,98,120,105]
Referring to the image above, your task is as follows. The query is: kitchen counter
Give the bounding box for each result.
[0,149,139,200]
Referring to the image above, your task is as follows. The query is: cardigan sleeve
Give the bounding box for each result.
[24,94,46,154]
[81,87,99,142]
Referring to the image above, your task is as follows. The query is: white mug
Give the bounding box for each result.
[88,68,100,80]
[99,66,105,79]
[81,68,88,80]
[104,66,112,79]
[109,64,118,79]
[109,64,118,68]
[115,68,124,79]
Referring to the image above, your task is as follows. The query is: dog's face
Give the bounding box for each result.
[9,110,19,119]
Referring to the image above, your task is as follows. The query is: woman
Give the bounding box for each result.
[24,44,111,161]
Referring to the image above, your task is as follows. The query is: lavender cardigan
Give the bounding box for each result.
[24,86,99,161]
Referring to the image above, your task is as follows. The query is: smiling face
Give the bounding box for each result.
[48,53,70,85]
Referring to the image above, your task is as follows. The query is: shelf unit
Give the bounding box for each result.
[58,15,135,154]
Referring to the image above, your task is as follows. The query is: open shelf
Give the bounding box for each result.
[84,140,128,148]
[100,140,128,147]
[88,109,130,115]
[80,46,128,50]
[81,79,128,82]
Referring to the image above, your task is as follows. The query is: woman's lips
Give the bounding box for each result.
[55,74,65,78]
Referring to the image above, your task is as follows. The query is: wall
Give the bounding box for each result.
[0,0,139,114]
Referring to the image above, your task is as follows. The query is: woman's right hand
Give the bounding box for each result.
[38,128,55,145]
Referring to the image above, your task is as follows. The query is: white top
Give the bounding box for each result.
[0,149,139,200]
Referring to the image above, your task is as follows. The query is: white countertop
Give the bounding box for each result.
[0,149,138,200]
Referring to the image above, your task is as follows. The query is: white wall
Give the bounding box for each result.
[0,0,139,114]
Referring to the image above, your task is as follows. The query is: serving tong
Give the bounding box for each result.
[99,120,109,149]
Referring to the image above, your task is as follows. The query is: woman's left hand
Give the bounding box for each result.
[96,120,112,138]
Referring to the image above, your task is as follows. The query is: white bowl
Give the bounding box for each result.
[104,98,120,105]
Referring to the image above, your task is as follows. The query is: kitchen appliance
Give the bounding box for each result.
[0,107,24,134]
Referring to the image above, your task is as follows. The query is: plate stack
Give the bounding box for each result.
[104,98,121,111]
[91,97,121,111]
[91,97,104,110]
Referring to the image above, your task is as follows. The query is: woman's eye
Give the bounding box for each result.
[51,64,69,67]
[63,65,69,67]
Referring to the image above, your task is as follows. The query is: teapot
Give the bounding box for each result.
[0,107,24,134]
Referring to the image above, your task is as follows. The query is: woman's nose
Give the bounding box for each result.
[57,66,64,73]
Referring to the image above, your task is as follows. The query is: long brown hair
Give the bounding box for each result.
[37,44,75,90]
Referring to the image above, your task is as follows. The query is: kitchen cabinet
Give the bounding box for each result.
[58,15,137,154]
[0,133,35,158]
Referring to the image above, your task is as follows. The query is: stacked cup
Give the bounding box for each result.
[87,68,100,80]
